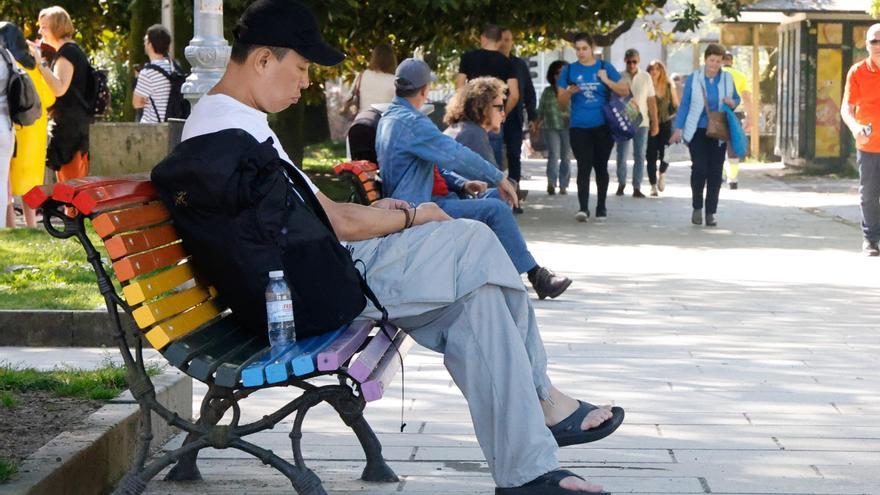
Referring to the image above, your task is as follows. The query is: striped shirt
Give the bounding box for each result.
[135,59,173,123]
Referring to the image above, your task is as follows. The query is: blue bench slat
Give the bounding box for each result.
[239,342,298,387]
[290,326,348,376]
[264,332,336,384]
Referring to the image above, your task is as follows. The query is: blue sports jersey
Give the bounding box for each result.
[558,60,622,129]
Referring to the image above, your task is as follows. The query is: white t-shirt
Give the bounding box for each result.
[134,59,173,123]
[357,69,395,113]
[182,93,319,194]
[624,69,655,128]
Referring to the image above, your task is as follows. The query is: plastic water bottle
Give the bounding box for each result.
[266,270,295,348]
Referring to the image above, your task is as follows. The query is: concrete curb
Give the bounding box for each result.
[0,368,192,495]
[0,310,142,347]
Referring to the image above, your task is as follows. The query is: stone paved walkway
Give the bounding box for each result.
[7,159,878,494]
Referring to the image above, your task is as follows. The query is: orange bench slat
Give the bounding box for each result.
[23,184,55,209]
[92,203,171,238]
[52,175,148,203]
[112,243,188,282]
[104,224,180,260]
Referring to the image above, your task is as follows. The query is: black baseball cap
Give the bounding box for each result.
[233,0,345,66]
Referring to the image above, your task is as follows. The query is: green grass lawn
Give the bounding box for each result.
[0,140,352,311]
[0,227,110,310]
[0,360,158,401]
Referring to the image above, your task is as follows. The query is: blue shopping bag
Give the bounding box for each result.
[724,105,747,158]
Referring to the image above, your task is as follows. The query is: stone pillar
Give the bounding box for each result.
[181,0,231,106]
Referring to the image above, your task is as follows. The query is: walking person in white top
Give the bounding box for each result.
[133,24,174,123]
[356,43,396,112]
[614,49,658,198]
[0,48,14,228]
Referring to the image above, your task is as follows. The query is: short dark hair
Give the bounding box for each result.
[146,24,172,57]
[229,40,290,64]
[722,51,734,61]
[572,32,595,47]
[395,84,426,98]
[624,48,639,60]
[481,24,503,42]
[704,43,725,59]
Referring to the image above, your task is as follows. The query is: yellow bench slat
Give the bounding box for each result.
[132,285,211,328]
[122,263,195,305]
[144,301,222,350]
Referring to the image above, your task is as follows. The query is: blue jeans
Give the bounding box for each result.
[615,126,649,189]
[434,189,537,274]
[688,128,726,214]
[544,128,571,189]
[859,150,880,242]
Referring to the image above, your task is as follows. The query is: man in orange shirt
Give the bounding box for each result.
[842,23,880,256]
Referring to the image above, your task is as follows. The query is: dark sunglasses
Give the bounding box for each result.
[870,39,880,46]
[626,60,639,65]
[492,104,505,112]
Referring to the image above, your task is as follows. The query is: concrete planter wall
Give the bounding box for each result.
[89,121,184,176]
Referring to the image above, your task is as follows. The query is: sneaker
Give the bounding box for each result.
[547,185,556,195]
[513,206,524,215]
[705,213,717,227]
[575,210,589,222]
[595,206,607,218]
[615,184,625,196]
[692,209,702,225]
[729,182,738,190]
[650,185,658,196]
[529,267,573,300]
[559,187,568,195]
[632,188,646,198]
[658,171,667,192]
[863,239,880,256]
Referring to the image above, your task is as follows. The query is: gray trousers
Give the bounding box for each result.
[351,220,559,487]
[859,150,880,243]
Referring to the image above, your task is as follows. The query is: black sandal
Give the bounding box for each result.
[495,469,611,494]
[549,401,625,447]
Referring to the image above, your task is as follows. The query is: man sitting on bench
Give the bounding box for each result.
[153,1,624,494]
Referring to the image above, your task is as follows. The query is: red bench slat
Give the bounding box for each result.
[23,184,55,209]
[73,180,157,214]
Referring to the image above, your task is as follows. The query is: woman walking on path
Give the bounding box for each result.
[2,22,54,228]
[645,59,677,197]
[670,44,740,227]
[28,6,91,182]
[557,32,629,223]
[538,60,571,195]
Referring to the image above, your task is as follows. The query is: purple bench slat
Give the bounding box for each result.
[361,333,414,402]
[317,319,374,372]
[347,324,400,383]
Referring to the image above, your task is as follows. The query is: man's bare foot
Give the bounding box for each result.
[543,385,614,431]
[560,475,605,493]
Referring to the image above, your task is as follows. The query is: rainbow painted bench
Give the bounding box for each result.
[25,175,412,495]
[332,160,381,205]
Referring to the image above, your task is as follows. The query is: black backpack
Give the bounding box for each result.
[1,48,41,126]
[143,60,190,121]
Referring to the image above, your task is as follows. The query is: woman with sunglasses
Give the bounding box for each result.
[558,32,629,223]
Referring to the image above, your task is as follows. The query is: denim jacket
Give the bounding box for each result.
[376,96,504,205]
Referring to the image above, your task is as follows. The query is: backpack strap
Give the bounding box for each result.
[148,95,164,123]
[143,61,173,80]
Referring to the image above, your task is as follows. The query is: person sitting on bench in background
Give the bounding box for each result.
[152,2,624,494]
[377,63,574,300]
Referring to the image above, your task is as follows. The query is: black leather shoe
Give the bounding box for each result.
[530,267,572,300]
[863,239,880,257]
[615,184,625,196]
[705,213,717,226]
[692,209,702,225]
[632,188,645,198]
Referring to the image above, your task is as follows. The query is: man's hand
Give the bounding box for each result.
[669,128,683,144]
[371,198,410,210]
[496,177,520,208]
[463,180,488,197]
[412,202,452,225]
[857,126,871,147]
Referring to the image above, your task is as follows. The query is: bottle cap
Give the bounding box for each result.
[269,270,285,278]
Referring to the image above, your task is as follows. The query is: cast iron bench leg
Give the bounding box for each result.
[165,386,233,481]
[326,391,399,482]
